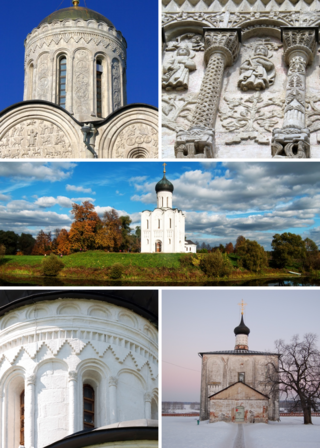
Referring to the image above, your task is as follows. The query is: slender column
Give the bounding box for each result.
[175,28,241,159]
[272,27,317,158]
[68,371,77,435]
[144,392,152,419]
[0,390,3,448]
[24,374,36,448]
[108,376,118,424]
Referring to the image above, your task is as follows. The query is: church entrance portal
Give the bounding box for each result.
[235,406,244,422]
[155,241,162,253]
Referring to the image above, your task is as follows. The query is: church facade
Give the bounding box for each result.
[0,1,158,159]
[199,309,280,423]
[162,0,320,159]
[141,167,187,253]
[0,290,158,448]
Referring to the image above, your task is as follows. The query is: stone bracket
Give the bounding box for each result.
[271,128,310,158]
[175,127,215,158]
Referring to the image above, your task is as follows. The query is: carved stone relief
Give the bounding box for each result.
[37,53,50,101]
[74,50,90,115]
[219,92,284,144]
[162,93,198,132]
[113,124,158,158]
[112,58,121,111]
[0,120,73,159]
[238,40,281,92]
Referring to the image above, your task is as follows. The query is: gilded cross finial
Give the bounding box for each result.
[163,163,167,174]
[73,0,80,6]
[238,299,247,315]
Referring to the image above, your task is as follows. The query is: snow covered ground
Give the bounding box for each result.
[162,416,320,448]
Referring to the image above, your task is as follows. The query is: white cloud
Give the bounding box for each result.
[35,196,73,208]
[0,162,76,182]
[66,184,94,193]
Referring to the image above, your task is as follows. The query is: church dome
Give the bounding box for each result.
[38,6,114,27]
[234,315,250,336]
[155,174,174,193]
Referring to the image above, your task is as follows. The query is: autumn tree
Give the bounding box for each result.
[96,209,123,251]
[235,235,246,253]
[271,233,307,268]
[225,242,234,254]
[266,334,320,424]
[303,238,320,271]
[120,215,132,251]
[57,229,71,255]
[69,201,101,251]
[32,230,52,255]
[237,239,268,272]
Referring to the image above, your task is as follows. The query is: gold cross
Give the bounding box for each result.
[163,163,167,174]
[238,299,247,315]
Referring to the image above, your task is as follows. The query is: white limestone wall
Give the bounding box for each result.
[184,244,196,253]
[235,334,248,349]
[156,191,172,209]
[0,299,158,448]
[141,208,185,253]
[24,18,127,122]
[200,354,279,421]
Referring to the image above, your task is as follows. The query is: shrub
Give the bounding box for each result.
[41,253,64,276]
[199,251,232,277]
[110,263,124,279]
[180,253,196,267]
[0,244,5,258]
[237,240,268,272]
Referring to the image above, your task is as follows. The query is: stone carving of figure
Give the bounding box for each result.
[162,48,196,91]
[238,44,275,92]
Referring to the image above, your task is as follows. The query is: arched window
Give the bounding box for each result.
[58,57,67,108]
[20,391,25,446]
[28,64,34,100]
[158,219,160,229]
[167,197,168,207]
[169,239,171,244]
[170,219,172,229]
[96,59,103,117]
[147,239,149,244]
[83,384,95,429]
[162,197,163,207]
[147,219,149,229]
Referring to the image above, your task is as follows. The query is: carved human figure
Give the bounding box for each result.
[238,44,275,91]
[162,48,196,91]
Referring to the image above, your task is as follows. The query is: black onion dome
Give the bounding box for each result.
[155,174,174,193]
[234,315,250,336]
[39,7,114,27]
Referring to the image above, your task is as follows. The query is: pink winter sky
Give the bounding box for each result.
[162,289,320,402]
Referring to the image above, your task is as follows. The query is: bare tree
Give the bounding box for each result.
[266,334,320,424]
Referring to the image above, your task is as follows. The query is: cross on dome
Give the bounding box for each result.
[238,299,247,315]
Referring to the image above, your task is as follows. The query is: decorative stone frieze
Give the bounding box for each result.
[271,27,318,158]
[174,29,241,158]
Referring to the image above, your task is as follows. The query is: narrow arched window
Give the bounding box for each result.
[162,197,163,207]
[170,219,172,229]
[83,384,95,429]
[158,219,160,229]
[28,64,34,100]
[167,197,168,207]
[147,239,149,244]
[20,391,25,445]
[96,59,103,117]
[147,219,149,230]
[169,239,171,244]
[58,57,67,108]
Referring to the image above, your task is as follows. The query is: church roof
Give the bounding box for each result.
[155,174,174,193]
[44,419,158,448]
[198,350,279,357]
[208,381,269,400]
[234,314,250,336]
[0,290,158,327]
[185,240,196,245]
[39,6,114,28]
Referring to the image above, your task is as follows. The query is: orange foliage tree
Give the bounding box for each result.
[69,201,102,251]
[57,229,71,255]
[31,230,52,255]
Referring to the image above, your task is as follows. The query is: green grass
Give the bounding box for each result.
[1,251,183,269]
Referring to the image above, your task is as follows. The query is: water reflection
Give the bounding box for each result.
[0,276,319,287]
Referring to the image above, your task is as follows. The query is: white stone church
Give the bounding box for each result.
[141,166,196,253]
[0,290,158,448]
[0,1,158,159]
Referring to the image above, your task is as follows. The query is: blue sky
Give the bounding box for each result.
[0,161,319,249]
[0,0,158,111]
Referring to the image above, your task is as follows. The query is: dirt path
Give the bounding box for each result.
[233,424,245,448]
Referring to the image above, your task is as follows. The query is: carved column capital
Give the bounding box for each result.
[281,27,318,66]
[144,392,152,402]
[68,370,78,382]
[109,376,118,387]
[203,28,241,66]
[26,374,36,386]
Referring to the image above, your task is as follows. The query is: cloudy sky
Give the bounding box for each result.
[0,161,319,249]
[0,0,158,110]
[162,289,320,402]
